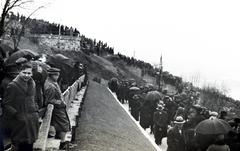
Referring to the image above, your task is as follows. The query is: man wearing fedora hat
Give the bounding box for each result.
[44,67,71,150]
[167,116,185,151]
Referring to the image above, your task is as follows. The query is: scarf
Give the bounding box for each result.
[13,75,35,96]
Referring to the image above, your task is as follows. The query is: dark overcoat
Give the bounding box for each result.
[167,127,185,151]
[140,103,152,129]
[153,109,168,144]
[130,94,141,121]
[2,77,39,144]
[44,78,70,132]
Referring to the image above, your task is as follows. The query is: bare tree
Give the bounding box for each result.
[0,0,33,37]
[189,72,201,87]
[6,5,44,50]
[219,81,229,95]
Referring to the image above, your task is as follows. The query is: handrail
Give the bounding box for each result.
[33,104,54,150]
[33,74,86,151]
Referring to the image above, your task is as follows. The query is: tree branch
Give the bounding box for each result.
[7,0,33,12]
[26,5,44,20]
[13,5,44,50]
[6,0,19,12]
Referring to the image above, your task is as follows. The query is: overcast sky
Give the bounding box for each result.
[5,0,240,100]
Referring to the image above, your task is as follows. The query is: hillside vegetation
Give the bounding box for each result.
[1,13,240,117]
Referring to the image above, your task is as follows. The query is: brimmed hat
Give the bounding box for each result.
[174,116,185,124]
[47,67,60,75]
[209,111,218,117]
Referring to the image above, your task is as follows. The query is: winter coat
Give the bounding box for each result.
[167,127,185,151]
[153,109,168,127]
[165,100,178,123]
[130,94,141,121]
[117,83,125,101]
[140,103,152,129]
[140,100,157,129]
[44,78,70,132]
[0,75,15,98]
[32,68,47,109]
[153,109,168,144]
[183,116,205,151]
[2,76,39,144]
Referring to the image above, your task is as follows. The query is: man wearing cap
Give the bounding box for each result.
[44,67,70,150]
[167,116,185,151]
[2,62,39,151]
[0,57,29,98]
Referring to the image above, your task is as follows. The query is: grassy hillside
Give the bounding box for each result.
[3,31,240,117]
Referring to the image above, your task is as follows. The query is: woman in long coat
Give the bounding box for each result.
[2,63,39,151]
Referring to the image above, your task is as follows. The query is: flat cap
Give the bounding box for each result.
[47,67,61,75]
[16,57,28,65]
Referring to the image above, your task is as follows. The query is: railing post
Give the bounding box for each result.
[33,104,54,151]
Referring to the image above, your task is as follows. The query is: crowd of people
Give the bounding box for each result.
[109,78,240,151]
[0,42,239,151]
[0,51,85,151]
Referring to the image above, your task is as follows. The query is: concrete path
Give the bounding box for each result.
[71,81,158,151]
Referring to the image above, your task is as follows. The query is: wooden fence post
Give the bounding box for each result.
[33,104,54,151]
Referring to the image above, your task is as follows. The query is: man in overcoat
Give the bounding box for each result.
[130,94,141,121]
[167,116,185,151]
[153,104,168,145]
[2,62,39,151]
[44,67,70,150]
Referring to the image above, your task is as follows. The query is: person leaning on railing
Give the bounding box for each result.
[43,67,71,150]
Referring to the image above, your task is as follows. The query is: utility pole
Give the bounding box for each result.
[57,24,61,48]
[133,50,135,58]
[159,54,163,91]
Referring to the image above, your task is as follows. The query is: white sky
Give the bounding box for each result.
[4,0,240,100]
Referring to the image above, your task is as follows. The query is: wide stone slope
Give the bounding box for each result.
[72,81,157,151]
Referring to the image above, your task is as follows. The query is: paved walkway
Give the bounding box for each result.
[71,81,157,151]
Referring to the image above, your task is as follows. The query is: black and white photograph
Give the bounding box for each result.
[0,0,240,151]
